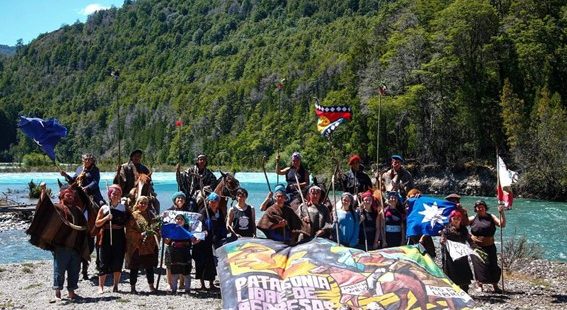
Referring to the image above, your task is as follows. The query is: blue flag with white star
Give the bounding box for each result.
[406,196,456,237]
[17,116,67,161]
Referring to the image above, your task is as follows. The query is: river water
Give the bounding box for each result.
[1,172,565,264]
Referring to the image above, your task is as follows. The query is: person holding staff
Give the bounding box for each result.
[95,185,129,294]
[469,200,506,293]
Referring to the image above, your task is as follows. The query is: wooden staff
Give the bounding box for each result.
[105,181,113,246]
[353,175,368,252]
[331,174,340,244]
[262,156,272,192]
[294,172,309,239]
[155,238,165,291]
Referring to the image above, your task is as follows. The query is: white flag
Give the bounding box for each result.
[498,156,518,188]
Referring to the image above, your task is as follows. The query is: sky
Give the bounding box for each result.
[0,1,124,46]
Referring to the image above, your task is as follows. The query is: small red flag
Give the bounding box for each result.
[378,85,387,96]
[276,78,286,90]
[175,120,184,127]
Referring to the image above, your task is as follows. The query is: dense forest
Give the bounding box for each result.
[0,0,566,200]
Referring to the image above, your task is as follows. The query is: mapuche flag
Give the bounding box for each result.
[315,103,352,137]
[17,116,68,161]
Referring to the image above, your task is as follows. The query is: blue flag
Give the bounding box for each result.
[17,116,67,161]
[161,223,195,240]
[406,196,456,237]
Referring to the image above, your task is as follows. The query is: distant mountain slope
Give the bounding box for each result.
[0,44,16,56]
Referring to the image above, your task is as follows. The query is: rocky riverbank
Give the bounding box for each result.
[0,226,565,310]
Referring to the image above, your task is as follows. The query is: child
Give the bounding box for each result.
[164,214,197,294]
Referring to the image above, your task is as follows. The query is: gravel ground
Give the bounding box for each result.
[1,256,565,309]
[0,260,222,309]
[1,212,566,310]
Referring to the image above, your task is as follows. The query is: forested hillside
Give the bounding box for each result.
[0,0,566,199]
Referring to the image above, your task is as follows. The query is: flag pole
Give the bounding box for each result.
[496,151,505,293]
[376,88,382,167]
[275,79,285,185]
[175,120,183,191]
[111,69,121,166]
[327,134,341,245]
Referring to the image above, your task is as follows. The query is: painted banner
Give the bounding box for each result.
[217,238,475,310]
[445,240,479,261]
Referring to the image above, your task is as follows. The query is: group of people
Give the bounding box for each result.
[37,149,506,301]
[54,150,162,297]
[440,195,506,293]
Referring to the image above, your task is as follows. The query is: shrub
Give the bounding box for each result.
[501,234,544,270]
[21,153,52,167]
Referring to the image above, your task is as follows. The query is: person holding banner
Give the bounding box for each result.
[468,200,505,293]
[95,185,129,294]
[193,193,227,291]
[168,191,195,212]
[165,214,198,294]
[441,210,474,293]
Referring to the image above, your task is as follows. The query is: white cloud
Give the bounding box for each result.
[80,3,110,15]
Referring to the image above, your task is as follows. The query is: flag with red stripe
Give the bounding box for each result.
[315,103,352,137]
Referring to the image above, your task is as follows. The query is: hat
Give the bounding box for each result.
[197,154,207,160]
[81,153,95,161]
[58,186,74,200]
[449,210,462,219]
[341,192,354,203]
[274,184,286,194]
[348,154,361,165]
[308,185,322,193]
[445,193,461,201]
[291,152,301,160]
[130,149,143,158]
[474,200,488,211]
[207,192,220,202]
[391,154,404,163]
[236,188,248,197]
[361,191,373,199]
[171,191,186,202]
[107,184,122,198]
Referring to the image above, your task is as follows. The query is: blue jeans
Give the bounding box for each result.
[52,246,81,291]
